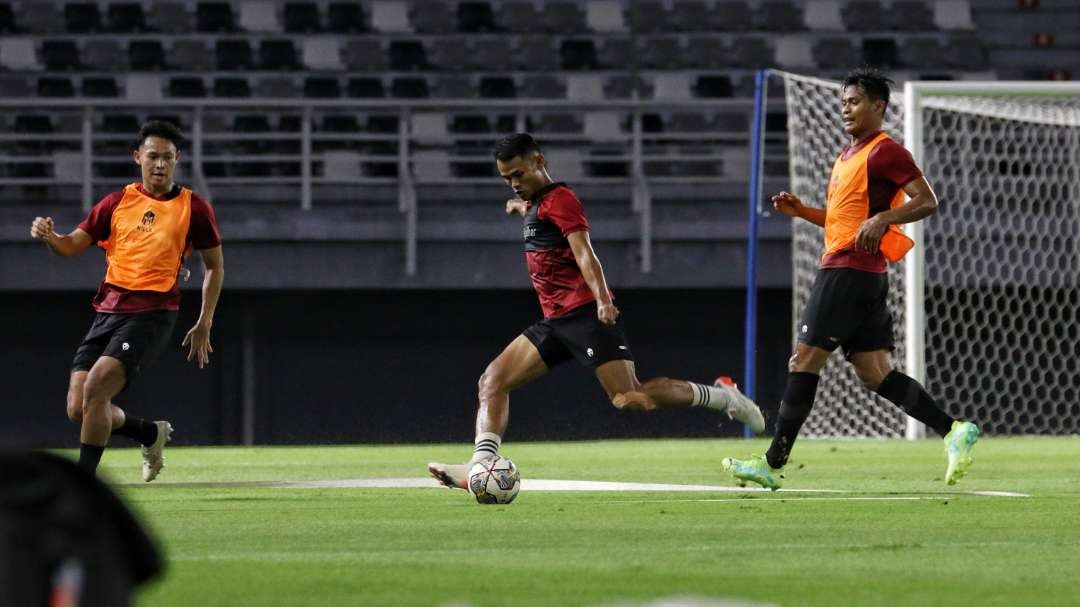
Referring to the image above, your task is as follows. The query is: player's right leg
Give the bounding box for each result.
[428,334,550,490]
[78,356,127,473]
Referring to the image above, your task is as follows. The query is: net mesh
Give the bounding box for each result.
[778,72,1080,436]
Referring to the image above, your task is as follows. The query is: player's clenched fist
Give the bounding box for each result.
[505,198,527,217]
[771,192,804,218]
[30,216,55,241]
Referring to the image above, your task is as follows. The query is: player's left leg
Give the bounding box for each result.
[850,350,979,484]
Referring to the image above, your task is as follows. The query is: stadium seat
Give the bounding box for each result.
[146,3,194,33]
[630,2,671,34]
[283,2,321,32]
[944,33,986,69]
[685,36,727,69]
[346,77,385,97]
[498,1,542,33]
[560,39,599,70]
[124,74,163,101]
[544,148,586,180]
[0,3,13,33]
[430,38,471,72]
[695,74,734,98]
[37,77,75,97]
[713,111,748,132]
[584,112,623,142]
[0,38,43,71]
[213,77,251,97]
[102,113,139,133]
[804,0,844,31]
[240,1,282,32]
[172,40,213,71]
[366,115,399,133]
[82,77,119,97]
[17,2,61,33]
[82,40,126,71]
[129,41,166,71]
[543,2,586,33]
[410,113,449,144]
[326,2,366,32]
[302,38,343,71]
[566,74,604,101]
[469,38,514,71]
[669,112,711,133]
[411,0,453,33]
[254,76,299,97]
[391,77,429,98]
[64,3,102,32]
[934,0,974,30]
[598,37,632,69]
[260,39,300,70]
[708,2,751,30]
[107,3,145,32]
[479,76,516,98]
[196,3,235,32]
[371,0,412,33]
[899,36,942,69]
[342,38,388,71]
[458,2,497,32]
[813,37,861,70]
[775,36,816,69]
[843,1,892,31]
[758,1,804,31]
[389,40,428,70]
[637,37,683,69]
[605,74,652,99]
[586,0,626,33]
[731,36,773,69]
[412,149,451,182]
[168,77,208,97]
[236,114,273,132]
[862,37,900,68]
[893,1,935,31]
[520,75,566,99]
[536,113,583,134]
[41,40,80,71]
[432,75,475,98]
[652,73,692,101]
[216,40,254,70]
[515,35,558,71]
[0,75,31,97]
[669,1,709,31]
[450,115,491,135]
[304,76,341,97]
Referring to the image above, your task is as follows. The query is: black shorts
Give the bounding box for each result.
[523,302,634,369]
[798,268,894,359]
[71,310,178,388]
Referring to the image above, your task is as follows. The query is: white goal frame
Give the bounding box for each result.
[901,81,1080,439]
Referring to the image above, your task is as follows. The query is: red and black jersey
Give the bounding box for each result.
[522,182,602,319]
[78,183,221,313]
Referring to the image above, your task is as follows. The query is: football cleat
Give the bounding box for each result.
[714,376,766,434]
[141,421,173,482]
[722,455,783,491]
[944,420,980,485]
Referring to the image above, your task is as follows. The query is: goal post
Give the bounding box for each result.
[746,71,1080,439]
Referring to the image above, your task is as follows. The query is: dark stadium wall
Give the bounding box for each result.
[3,289,791,448]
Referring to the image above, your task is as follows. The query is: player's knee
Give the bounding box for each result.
[66,396,83,423]
[854,366,886,390]
[81,376,112,409]
[477,367,506,400]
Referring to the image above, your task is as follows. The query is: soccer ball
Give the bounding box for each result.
[468,455,520,505]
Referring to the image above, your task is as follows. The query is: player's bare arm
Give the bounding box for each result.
[505,198,527,216]
[30,218,94,257]
[772,191,826,227]
[566,231,618,325]
[854,176,938,253]
[182,245,224,369]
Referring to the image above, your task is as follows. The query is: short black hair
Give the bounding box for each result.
[135,120,184,150]
[493,133,541,162]
[842,67,894,112]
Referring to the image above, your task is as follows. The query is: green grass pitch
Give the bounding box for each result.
[89,437,1080,606]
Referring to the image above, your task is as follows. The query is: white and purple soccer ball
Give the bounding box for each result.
[468,455,521,505]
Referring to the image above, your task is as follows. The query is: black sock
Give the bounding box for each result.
[78,443,105,473]
[765,372,820,469]
[112,415,159,447]
[875,370,955,437]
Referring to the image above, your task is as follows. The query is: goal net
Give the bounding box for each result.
[776,73,1080,437]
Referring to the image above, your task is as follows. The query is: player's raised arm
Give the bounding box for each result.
[772,191,826,227]
[566,231,618,325]
[30,217,94,257]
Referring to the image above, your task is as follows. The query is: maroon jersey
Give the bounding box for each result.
[820,132,923,273]
[78,183,221,313]
[522,183,600,318]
